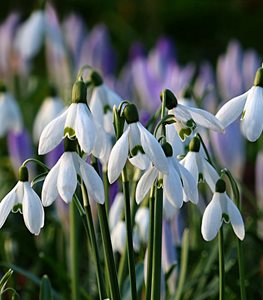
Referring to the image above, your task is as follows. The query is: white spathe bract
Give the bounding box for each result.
[0,181,44,235]
[42,152,104,205]
[33,96,65,143]
[0,92,22,136]
[201,191,245,241]
[216,86,263,142]
[108,122,168,183]
[38,103,96,155]
[136,156,198,208]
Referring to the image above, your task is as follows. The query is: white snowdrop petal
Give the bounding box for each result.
[57,152,77,204]
[22,182,44,235]
[185,106,224,132]
[138,122,168,174]
[163,196,177,220]
[41,159,60,207]
[38,108,68,155]
[135,207,150,243]
[0,183,18,228]
[135,166,158,204]
[108,127,130,183]
[89,87,104,124]
[178,163,199,204]
[109,193,124,230]
[240,86,263,142]
[216,90,249,128]
[180,152,199,185]
[111,221,126,254]
[79,159,105,204]
[163,167,183,208]
[201,193,223,241]
[202,159,220,192]
[129,152,150,170]
[226,195,245,240]
[75,103,96,153]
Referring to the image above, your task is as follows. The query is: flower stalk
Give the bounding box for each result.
[218,226,225,300]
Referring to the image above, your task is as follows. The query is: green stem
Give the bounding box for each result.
[145,187,155,300]
[81,184,107,300]
[22,158,49,171]
[218,226,225,300]
[103,170,110,217]
[69,201,79,300]
[122,168,137,300]
[151,186,163,300]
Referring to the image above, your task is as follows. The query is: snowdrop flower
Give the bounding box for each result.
[109,192,124,230]
[216,66,263,142]
[15,10,45,61]
[136,142,198,208]
[89,71,122,135]
[42,138,104,206]
[180,136,219,192]
[33,89,65,143]
[38,78,96,155]
[135,207,150,244]
[201,178,245,241]
[0,166,44,235]
[108,103,168,183]
[163,89,224,141]
[0,85,22,136]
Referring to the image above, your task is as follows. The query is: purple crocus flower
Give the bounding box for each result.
[7,128,35,179]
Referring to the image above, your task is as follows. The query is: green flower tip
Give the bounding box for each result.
[64,136,77,152]
[90,71,103,86]
[161,89,178,110]
[0,81,7,93]
[215,179,226,193]
[123,103,139,124]
[189,136,200,152]
[254,67,263,87]
[162,142,173,157]
[18,166,29,182]
[72,78,87,103]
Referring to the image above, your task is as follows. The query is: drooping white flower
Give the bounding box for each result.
[89,71,122,135]
[216,66,263,142]
[0,88,22,137]
[162,89,224,141]
[42,138,104,206]
[108,103,168,183]
[0,166,44,235]
[180,136,219,192]
[201,178,245,241]
[33,94,65,143]
[135,207,150,244]
[136,142,198,208]
[38,78,96,155]
[109,192,124,231]
[14,10,46,60]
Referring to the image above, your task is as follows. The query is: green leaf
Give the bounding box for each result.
[39,275,53,300]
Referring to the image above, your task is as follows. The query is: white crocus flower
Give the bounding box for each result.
[216,66,263,142]
[38,78,96,155]
[42,138,105,205]
[201,178,245,241]
[0,166,44,235]
[108,103,168,183]
[163,89,224,141]
[180,136,219,192]
[136,142,198,208]
[15,10,45,60]
[89,71,122,135]
[0,89,22,137]
[33,95,65,143]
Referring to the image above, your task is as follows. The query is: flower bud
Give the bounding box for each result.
[18,166,29,182]
[189,137,200,152]
[162,142,173,157]
[254,67,263,87]
[215,179,226,193]
[90,71,103,86]
[72,78,87,103]
[161,89,178,110]
[123,103,139,124]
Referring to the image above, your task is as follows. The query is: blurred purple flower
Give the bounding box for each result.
[242,49,261,90]
[44,143,64,169]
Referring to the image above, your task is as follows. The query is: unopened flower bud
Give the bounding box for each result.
[161,89,178,110]
[18,166,29,182]
[215,179,226,193]
[72,78,87,103]
[254,67,263,87]
[189,137,200,152]
[123,103,139,124]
